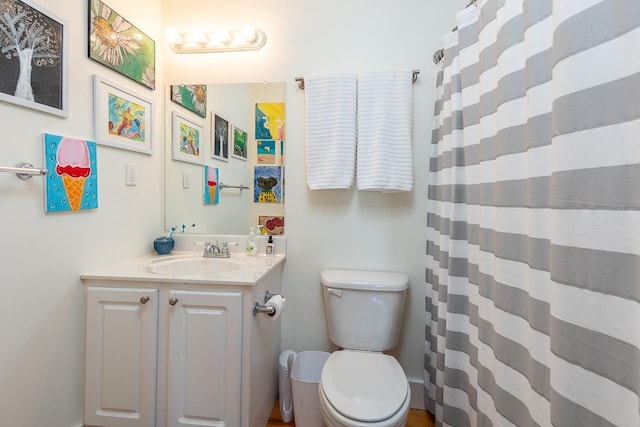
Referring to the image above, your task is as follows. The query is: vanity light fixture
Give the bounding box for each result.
[169,28,267,53]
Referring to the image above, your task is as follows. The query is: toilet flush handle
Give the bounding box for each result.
[327,288,343,297]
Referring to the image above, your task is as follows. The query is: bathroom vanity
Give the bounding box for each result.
[81,239,285,427]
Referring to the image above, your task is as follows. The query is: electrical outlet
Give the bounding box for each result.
[125,163,137,186]
[183,172,190,188]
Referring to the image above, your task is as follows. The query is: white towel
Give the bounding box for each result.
[357,70,414,192]
[305,74,357,190]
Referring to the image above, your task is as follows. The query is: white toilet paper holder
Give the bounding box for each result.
[252,290,282,316]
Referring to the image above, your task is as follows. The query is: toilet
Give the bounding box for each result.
[318,269,411,427]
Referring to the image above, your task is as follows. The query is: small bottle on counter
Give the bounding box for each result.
[265,235,274,256]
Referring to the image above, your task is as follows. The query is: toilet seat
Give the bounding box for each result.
[320,351,409,423]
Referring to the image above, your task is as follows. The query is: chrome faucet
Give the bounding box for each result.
[199,240,238,258]
[202,241,221,258]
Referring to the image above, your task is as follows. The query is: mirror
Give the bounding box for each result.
[165,82,286,235]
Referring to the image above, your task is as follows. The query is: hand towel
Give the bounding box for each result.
[357,70,414,192]
[304,74,357,190]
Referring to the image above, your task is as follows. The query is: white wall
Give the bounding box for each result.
[162,0,467,399]
[0,0,164,426]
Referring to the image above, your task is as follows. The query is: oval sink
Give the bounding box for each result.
[144,255,241,276]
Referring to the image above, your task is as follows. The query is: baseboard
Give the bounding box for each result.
[408,378,425,410]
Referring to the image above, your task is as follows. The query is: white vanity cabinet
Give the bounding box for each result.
[85,287,159,427]
[82,249,286,427]
[85,287,245,427]
[166,290,243,427]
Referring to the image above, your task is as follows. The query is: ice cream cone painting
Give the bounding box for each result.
[44,134,98,212]
[204,165,219,205]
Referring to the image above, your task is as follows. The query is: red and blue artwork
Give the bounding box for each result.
[44,133,98,212]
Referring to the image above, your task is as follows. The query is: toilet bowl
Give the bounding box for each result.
[319,350,410,427]
[319,270,411,427]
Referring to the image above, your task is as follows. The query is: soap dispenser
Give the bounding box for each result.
[246,227,257,256]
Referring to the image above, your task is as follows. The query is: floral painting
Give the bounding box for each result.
[255,102,285,140]
[0,0,66,116]
[171,84,206,118]
[89,0,155,90]
[203,165,219,205]
[44,133,98,212]
[254,166,283,204]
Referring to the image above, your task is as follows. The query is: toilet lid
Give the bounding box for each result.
[321,351,408,422]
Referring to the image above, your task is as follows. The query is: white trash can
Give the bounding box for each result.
[279,350,297,423]
[291,351,331,427]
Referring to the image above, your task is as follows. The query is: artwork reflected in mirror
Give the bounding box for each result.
[165,83,285,235]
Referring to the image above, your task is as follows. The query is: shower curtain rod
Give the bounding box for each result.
[433,0,478,64]
[295,70,420,90]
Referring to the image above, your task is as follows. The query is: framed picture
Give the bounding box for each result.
[0,0,67,117]
[212,114,229,162]
[93,74,153,154]
[89,0,155,90]
[254,166,283,204]
[171,84,207,118]
[43,133,98,212]
[232,125,248,161]
[172,111,204,165]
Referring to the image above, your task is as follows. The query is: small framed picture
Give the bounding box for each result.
[170,84,207,118]
[93,74,153,154]
[212,113,229,162]
[172,111,204,165]
[232,125,248,161]
[0,0,67,117]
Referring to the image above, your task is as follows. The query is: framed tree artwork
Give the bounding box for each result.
[0,0,67,117]
[212,113,229,162]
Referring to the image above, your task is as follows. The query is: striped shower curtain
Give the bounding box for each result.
[425,1,640,426]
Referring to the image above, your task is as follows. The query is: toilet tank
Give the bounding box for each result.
[321,269,409,352]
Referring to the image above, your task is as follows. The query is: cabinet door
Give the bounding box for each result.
[167,290,243,427]
[85,287,158,427]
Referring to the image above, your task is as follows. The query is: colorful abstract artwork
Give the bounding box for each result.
[203,165,219,205]
[255,102,285,140]
[280,140,285,165]
[254,166,283,204]
[89,0,155,90]
[259,215,284,235]
[172,111,203,165]
[256,140,276,164]
[0,0,66,116]
[171,84,207,118]
[93,74,153,154]
[232,126,247,160]
[44,133,98,212]
[108,92,145,142]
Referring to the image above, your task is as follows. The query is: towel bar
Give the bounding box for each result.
[0,162,48,180]
[295,69,420,90]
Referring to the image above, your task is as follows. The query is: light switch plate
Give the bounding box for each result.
[125,163,136,186]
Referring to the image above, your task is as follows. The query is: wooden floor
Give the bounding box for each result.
[267,400,436,427]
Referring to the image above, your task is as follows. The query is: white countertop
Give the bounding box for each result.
[81,251,286,286]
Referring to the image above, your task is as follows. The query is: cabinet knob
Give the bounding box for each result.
[169,297,179,306]
[139,296,150,304]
